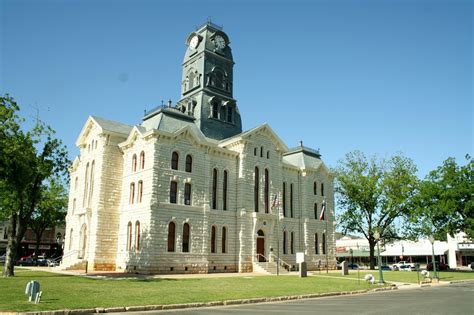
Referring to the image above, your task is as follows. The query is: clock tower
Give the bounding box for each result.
[177,21,242,140]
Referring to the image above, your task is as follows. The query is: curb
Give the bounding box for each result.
[16,286,397,315]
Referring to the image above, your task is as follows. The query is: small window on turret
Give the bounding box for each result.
[227,107,233,123]
[212,102,218,119]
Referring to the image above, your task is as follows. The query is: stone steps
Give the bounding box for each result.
[254,261,290,275]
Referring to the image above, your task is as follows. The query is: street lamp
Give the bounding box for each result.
[428,235,438,280]
[374,230,384,284]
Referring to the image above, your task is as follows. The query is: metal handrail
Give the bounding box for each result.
[60,249,79,263]
[270,253,292,271]
[256,253,269,262]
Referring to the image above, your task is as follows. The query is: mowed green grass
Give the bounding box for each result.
[321,270,474,283]
[1,267,375,312]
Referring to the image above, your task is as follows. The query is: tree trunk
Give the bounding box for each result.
[3,214,27,277]
[369,239,376,270]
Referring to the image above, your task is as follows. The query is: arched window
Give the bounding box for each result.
[282,182,287,217]
[83,162,90,207]
[226,107,233,123]
[211,226,216,253]
[313,181,317,195]
[314,203,318,220]
[168,222,176,252]
[223,170,228,210]
[135,221,141,251]
[260,146,263,157]
[222,226,227,253]
[68,228,73,250]
[72,198,76,213]
[291,231,295,254]
[138,181,143,203]
[171,151,179,170]
[132,154,137,172]
[321,183,325,196]
[129,182,135,204]
[185,154,192,173]
[283,231,287,255]
[87,161,95,207]
[290,183,294,218]
[127,222,132,251]
[140,151,145,170]
[74,177,78,191]
[212,102,218,119]
[212,168,218,209]
[322,233,326,255]
[315,233,319,254]
[182,223,190,253]
[254,147,257,156]
[184,183,192,205]
[170,181,177,204]
[254,167,259,212]
[264,169,269,213]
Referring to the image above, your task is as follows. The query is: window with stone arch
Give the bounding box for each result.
[211,226,217,253]
[68,228,73,251]
[290,231,295,254]
[74,176,78,191]
[321,182,325,196]
[322,233,326,255]
[87,160,95,207]
[129,182,135,204]
[127,222,132,251]
[140,151,145,170]
[83,162,90,207]
[254,167,259,212]
[260,146,263,157]
[254,147,257,156]
[171,151,179,170]
[132,154,137,172]
[212,168,218,209]
[182,223,190,253]
[223,170,228,211]
[313,181,317,195]
[185,154,192,173]
[282,182,287,217]
[283,230,287,255]
[290,183,294,218]
[184,183,192,205]
[315,233,319,254]
[264,168,269,213]
[135,221,141,251]
[222,226,227,253]
[170,181,177,204]
[314,203,318,220]
[167,221,176,252]
[72,198,76,214]
[138,181,143,203]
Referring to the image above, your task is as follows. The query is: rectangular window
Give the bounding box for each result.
[290,232,294,254]
[170,181,177,204]
[227,107,233,123]
[290,183,294,218]
[212,169,218,209]
[282,182,287,217]
[223,171,228,210]
[184,183,192,205]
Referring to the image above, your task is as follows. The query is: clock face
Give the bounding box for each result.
[190,35,199,49]
[214,35,226,49]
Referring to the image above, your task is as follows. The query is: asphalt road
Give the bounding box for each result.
[125,282,474,315]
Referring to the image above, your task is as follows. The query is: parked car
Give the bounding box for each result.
[471,262,474,270]
[398,264,416,271]
[16,257,37,266]
[380,265,392,271]
[336,261,342,270]
[36,255,48,266]
[427,262,449,271]
[348,263,359,270]
[392,261,415,271]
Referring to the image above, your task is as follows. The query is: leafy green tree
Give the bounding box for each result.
[29,178,68,256]
[0,95,69,277]
[334,151,418,269]
[404,155,473,240]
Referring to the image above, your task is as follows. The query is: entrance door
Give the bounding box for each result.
[256,229,265,262]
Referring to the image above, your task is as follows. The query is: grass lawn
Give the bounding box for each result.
[0,267,376,312]
[320,270,474,284]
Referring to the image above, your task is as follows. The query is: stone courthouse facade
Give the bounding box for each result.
[62,22,336,274]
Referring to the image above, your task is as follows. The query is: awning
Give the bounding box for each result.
[381,240,448,257]
[336,249,380,258]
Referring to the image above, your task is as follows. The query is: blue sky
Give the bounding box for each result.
[1,0,472,177]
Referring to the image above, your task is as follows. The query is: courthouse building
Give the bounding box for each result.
[62,22,336,274]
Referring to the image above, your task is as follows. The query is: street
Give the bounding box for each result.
[120,282,474,315]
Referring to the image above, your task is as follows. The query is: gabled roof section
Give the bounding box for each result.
[76,116,133,147]
[219,123,288,152]
[119,125,147,149]
[282,144,333,177]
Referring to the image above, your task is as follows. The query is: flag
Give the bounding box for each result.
[271,192,280,210]
[319,199,326,220]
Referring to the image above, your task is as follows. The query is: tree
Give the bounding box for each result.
[334,151,418,269]
[0,95,69,277]
[29,178,68,256]
[404,155,473,240]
